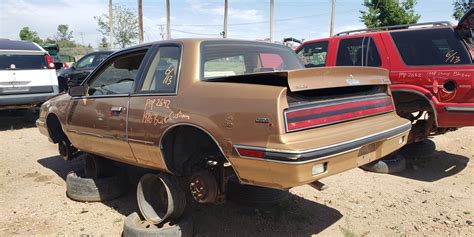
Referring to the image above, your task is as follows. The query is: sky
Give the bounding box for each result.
[0,0,459,48]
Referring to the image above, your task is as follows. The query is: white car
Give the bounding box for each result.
[0,39,59,110]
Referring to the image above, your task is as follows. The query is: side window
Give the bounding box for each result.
[141,46,181,94]
[76,54,95,68]
[204,55,245,78]
[391,28,472,65]
[91,54,110,67]
[259,53,284,71]
[297,41,328,67]
[336,37,381,67]
[88,51,146,96]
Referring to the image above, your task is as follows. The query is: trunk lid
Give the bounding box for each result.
[205,66,390,91]
[286,66,390,92]
[457,8,474,47]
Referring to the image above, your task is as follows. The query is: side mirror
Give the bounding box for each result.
[68,85,87,97]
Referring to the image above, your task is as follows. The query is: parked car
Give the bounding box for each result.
[57,50,113,91]
[41,44,64,70]
[59,54,76,68]
[0,39,59,110]
[37,39,410,221]
[296,10,474,144]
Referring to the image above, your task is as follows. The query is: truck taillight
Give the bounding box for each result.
[45,54,55,69]
[285,96,394,132]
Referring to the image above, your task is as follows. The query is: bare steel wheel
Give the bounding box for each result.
[137,173,186,225]
[189,170,218,204]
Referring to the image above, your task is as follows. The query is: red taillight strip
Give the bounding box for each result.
[285,97,394,132]
[287,105,393,131]
[286,97,391,119]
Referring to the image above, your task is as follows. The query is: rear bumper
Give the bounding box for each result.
[0,89,58,109]
[231,122,411,189]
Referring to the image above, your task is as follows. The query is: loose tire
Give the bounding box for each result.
[137,173,186,225]
[360,153,407,174]
[84,155,117,179]
[226,177,289,207]
[122,212,193,237]
[66,171,128,202]
[400,139,436,159]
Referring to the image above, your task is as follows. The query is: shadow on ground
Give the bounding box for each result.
[392,149,469,182]
[38,155,342,236]
[0,109,38,131]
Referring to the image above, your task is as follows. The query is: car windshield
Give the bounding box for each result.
[201,41,303,80]
[0,54,47,70]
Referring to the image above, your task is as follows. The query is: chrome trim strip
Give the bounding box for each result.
[445,106,474,113]
[235,121,411,155]
[128,138,154,145]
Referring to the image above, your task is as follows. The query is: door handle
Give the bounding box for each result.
[111,106,124,112]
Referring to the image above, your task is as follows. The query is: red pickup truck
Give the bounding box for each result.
[296,9,474,143]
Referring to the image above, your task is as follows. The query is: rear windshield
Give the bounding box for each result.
[391,28,472,65]
[296,41,329,67]
[0,54,47,70]
[201,41,303,79]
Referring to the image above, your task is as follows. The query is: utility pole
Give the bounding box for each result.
[269,0,274,42]
[138,0,144,43]
[79,32,85,45]
[109,0,114,48]
[223,0,228,38]
[166,0,171,40]
[159,25,165,40]
[329,0,336,37]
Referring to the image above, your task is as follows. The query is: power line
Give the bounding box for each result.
[155,8,359,28]
[170,29,219,36]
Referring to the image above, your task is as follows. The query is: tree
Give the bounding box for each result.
[19,27,43,44]
[56,24,74,41]
[95,5,139,48]
[360,0,421,28]
[99,37,109,49]
[453,0,473,20]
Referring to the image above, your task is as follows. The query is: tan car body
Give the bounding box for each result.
[37,39,410,189]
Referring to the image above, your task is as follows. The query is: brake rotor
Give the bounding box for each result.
[189,170,218,204]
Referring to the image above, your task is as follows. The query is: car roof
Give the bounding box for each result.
[300,23,454,46]
[0,39,44,52]
[115,38,289,54]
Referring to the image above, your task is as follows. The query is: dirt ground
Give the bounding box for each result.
[0,111,473,236]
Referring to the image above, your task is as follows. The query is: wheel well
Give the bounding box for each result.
[161,125,224,176]
[46,114,65,144]
[392,91,435,118]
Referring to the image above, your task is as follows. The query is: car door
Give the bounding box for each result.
[66,48,149,163]
[386,27,473,103]
[127,45,182,169]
